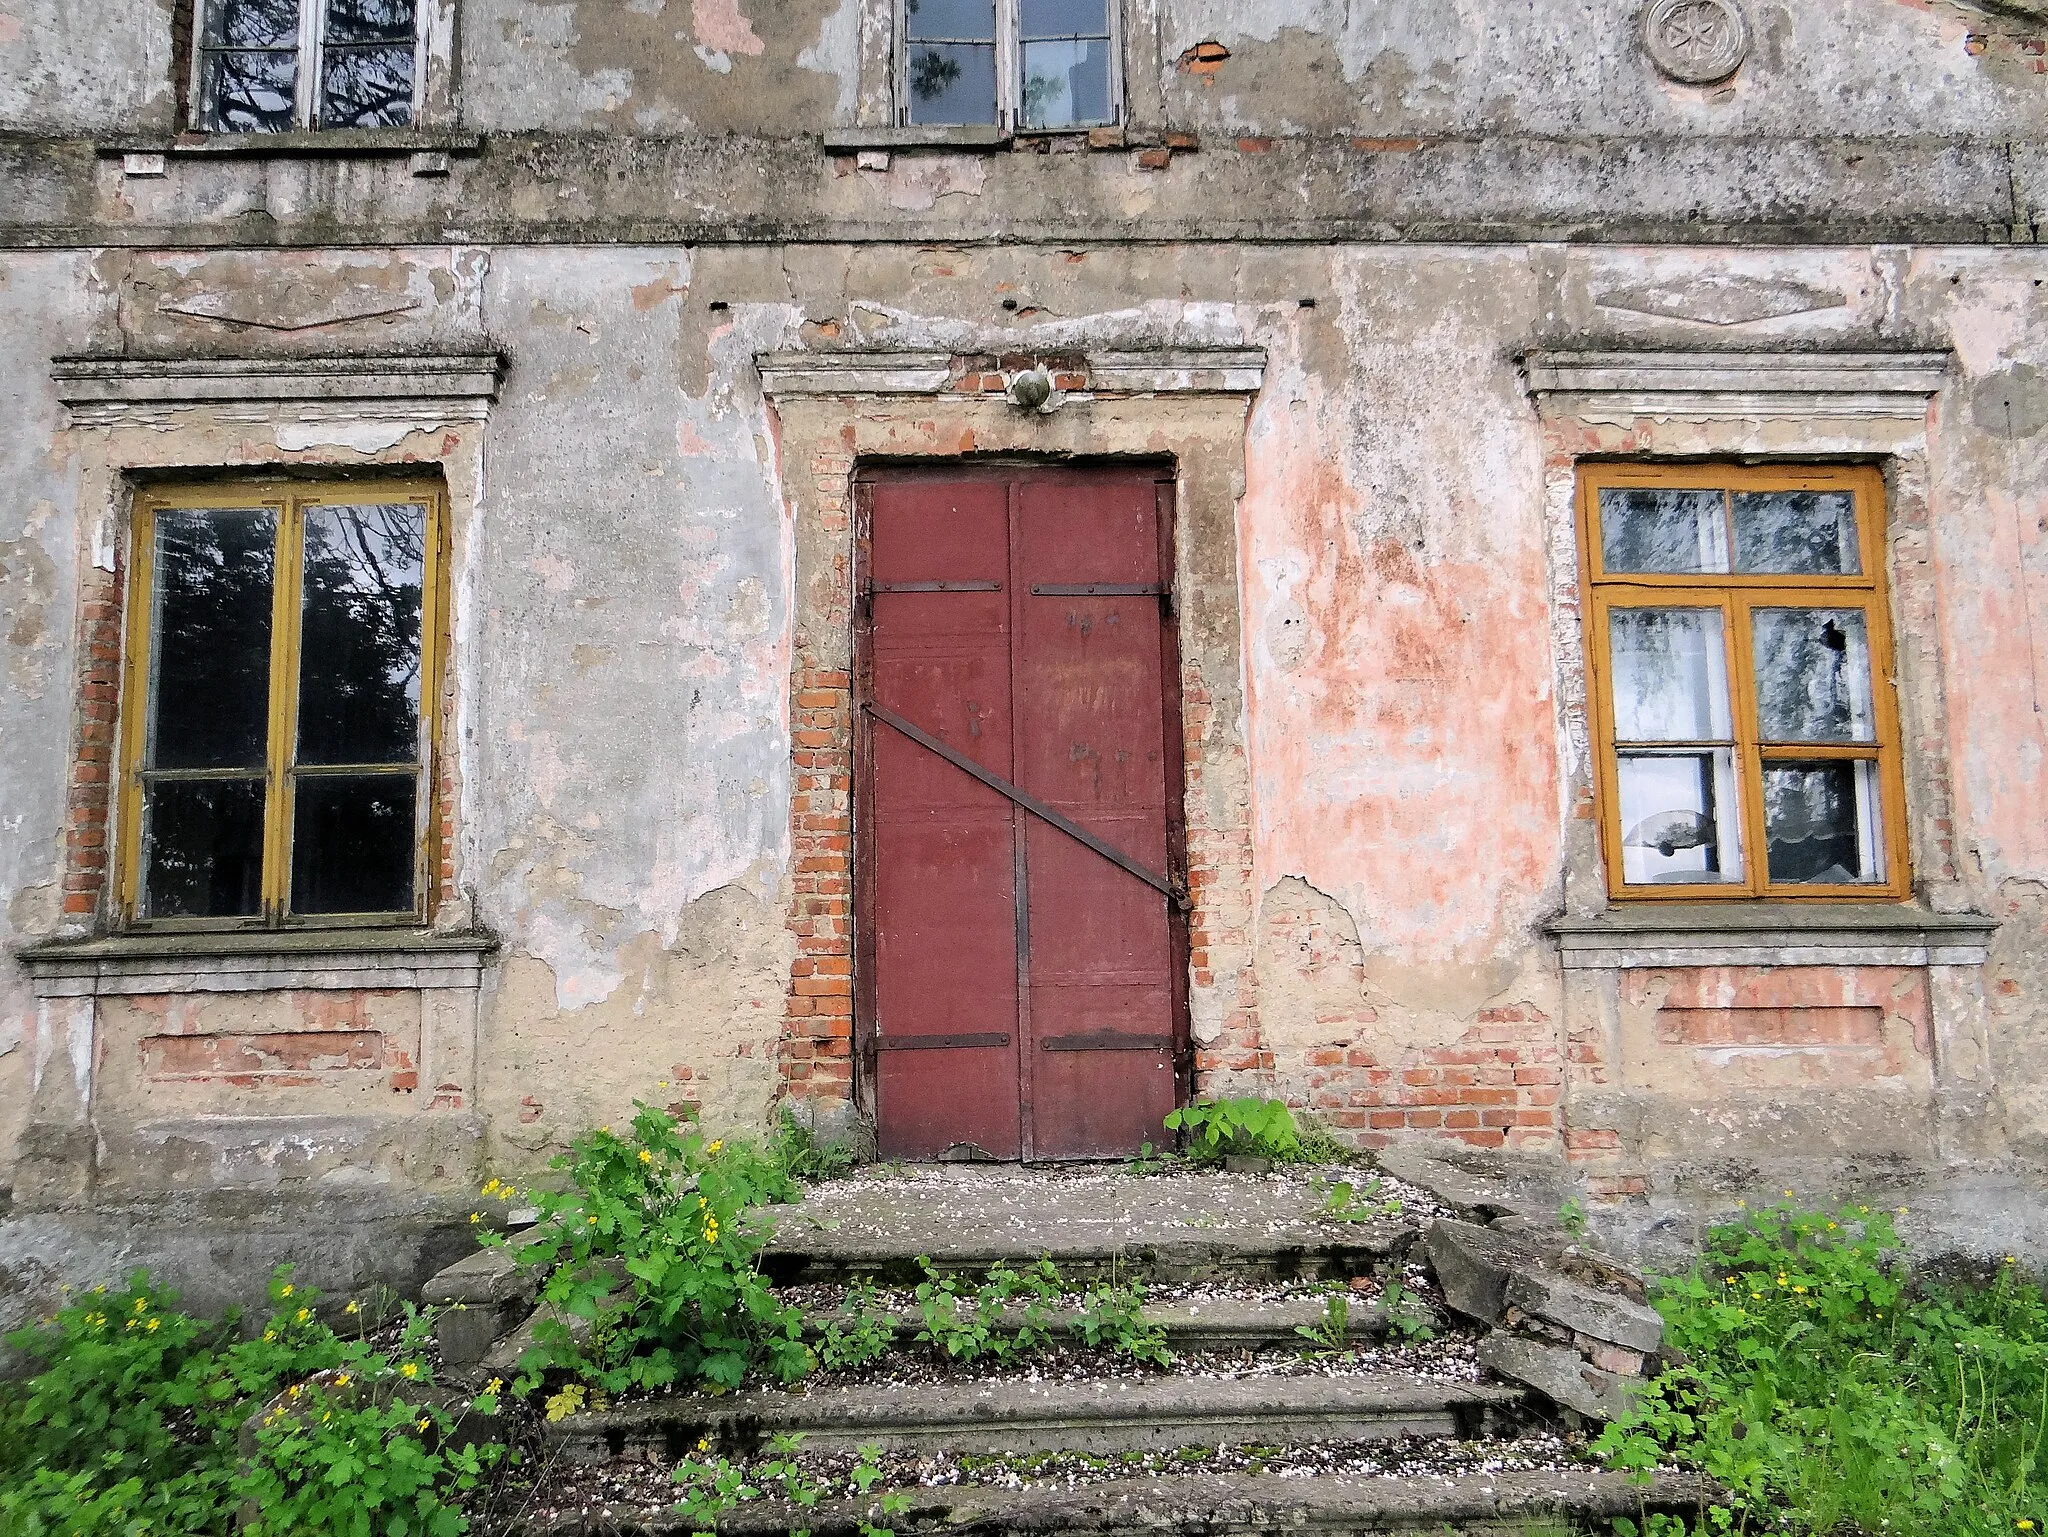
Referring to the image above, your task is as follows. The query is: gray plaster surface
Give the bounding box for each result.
[759,1166,1421,1281]
[547,1372,1525,1461]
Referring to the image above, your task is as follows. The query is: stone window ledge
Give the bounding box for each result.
[824,125,1014,152]
[1547,905,1996,971]
[99,131,483,159]
[16,929,498,998]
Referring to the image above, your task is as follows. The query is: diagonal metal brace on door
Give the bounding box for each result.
[864,700,1189,910]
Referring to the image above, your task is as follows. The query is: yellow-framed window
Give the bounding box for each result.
[116,479,448,928]
[1579,463,1910,902]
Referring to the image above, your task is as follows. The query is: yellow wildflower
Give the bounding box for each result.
[335,1374,350,1387]
[1793,1285,1808,1294]
[587,1215,599,1225]
[639,1149,654,1165]
[698,1437,710,1452]
[417,1418,431,1433]
[133,1298,148,1312]
[296,1308,310,1323]
[470,1212,482,1224]
[280,1284,293,1297]
[345,1301,360,1314]
[264,1330,278,1343]
[146,1317,160,1332]
[2017,1521,2034,1532]
[400,1361,420,1379]
[1897,1206,1909,1216]
[1783,1189,1794,1199]
[708,1140,724,1154]
[2006,1256,2019,1265]
[485,1377,504,1394]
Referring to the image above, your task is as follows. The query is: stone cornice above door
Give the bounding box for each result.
[1520,348,1953,422]
[757,348,1267,399]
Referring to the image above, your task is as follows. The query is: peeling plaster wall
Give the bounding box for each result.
[0,0,176,134]
[0,253,87,1207]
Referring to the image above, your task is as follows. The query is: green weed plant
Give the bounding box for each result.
[1162,1097,1305,1163]
[1596,1199,2048,1536]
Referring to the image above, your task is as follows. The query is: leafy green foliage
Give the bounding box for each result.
[1377,1277,1435,1342]
[672,1434,908,1537]
[491,1102,814,1396]
[0,1267,502,1537]
[913,1258,1061,1365]
[1295,1292,1352,1358]
[1557,1196,1588,1238]
[818,1281,898,1372]
[1162,1097,1304,1163]
[1595,1200,2048,1536]
[1070,1277,1171,1367]
[772,1108,858,1183]
[1319,1176,1404,1223]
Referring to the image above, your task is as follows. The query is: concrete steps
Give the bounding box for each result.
[517,1465,1711,1535]
[544,1372,1528,1464]
[806,1293,1419,1353]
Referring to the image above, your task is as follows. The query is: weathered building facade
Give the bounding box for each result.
[3,0,2047,1320]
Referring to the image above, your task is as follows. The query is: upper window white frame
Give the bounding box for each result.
[191,0,428,132]
[898,0,1123,132]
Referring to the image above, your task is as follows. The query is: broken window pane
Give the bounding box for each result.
[1617,750,1743,884]
[1608,607,1731,742]
[1752,608,1874,743]
[1733,490,1859,575]
[142,777,267,918]
[291,773,418,914]
[1599,488,1729,575]
[298,502,426,765]
[1764,760,1884,884]
[150,507,278,770]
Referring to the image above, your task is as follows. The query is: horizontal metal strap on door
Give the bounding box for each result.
[871,581,1003,593]
[874,1031,1012,1051]
[864,701,1184,906]
[1040,1033,1174,1052]
[1030,583,1164,597]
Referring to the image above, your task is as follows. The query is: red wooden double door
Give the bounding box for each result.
[856,465,1189,1161]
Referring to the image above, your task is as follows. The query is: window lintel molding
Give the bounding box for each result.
[1548,903,1996,970]
[1521,348,1954,421]
[16,929,498,998]
[51,352,507,428]
[757,347,1266,399]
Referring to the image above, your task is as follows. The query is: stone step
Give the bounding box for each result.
[515,1465,1710,1535]
[759,1168,1421,1284]
[814,1294,1416,1353]
[546,1372,1527,1464]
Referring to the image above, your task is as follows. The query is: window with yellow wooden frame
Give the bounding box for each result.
[1579,464,1909,901]
[116,479,448,927]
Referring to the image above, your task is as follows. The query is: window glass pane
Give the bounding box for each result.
[1020,0,1108,36]
[203,0,299,47]
[1733,490,1859,575]
[1617,750,1744,885]
[906,42,998,123]
[904,0,995,38]
[150,507,277,770]
[324,0,414,44]
[297,503,426,766]
[1022,39,1112,126]
[320,44,415,127]
[1598,488,1729,575]
[199,48,299,132]
[291,773,418,913]
[142,778,267,918]
[1608,607,1731,741]
[1764,760,1885,884]
[1752,608,1874,743]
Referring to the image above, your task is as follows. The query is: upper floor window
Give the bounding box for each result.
[119,481,447,927]
[1581,464,1909,900]
[903,0,1119,131]
[196,0,419,132]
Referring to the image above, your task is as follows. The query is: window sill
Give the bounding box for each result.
[99,129,482,159]
[1546,904,1996,970]
[822,124,1153,154]
[16,928,498,998]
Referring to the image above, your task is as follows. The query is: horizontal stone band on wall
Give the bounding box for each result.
[757,348,1267,398]
[1547,906,1996,971]
[1520,348,1953,421]
[50,352,508,430]
[17,932,498,997]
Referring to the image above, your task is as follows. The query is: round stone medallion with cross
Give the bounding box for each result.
[1642,0,1752,84]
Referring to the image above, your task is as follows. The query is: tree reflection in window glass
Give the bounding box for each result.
[905,0,997,123]
[319,0,416,127]
[198,0,300,132]
[296,503,425,766]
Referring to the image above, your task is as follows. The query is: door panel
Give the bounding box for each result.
[862,467,1184,1161]
[868,480,1021,1160]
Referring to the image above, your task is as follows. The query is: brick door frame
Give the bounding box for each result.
[758,349,1270,1137]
